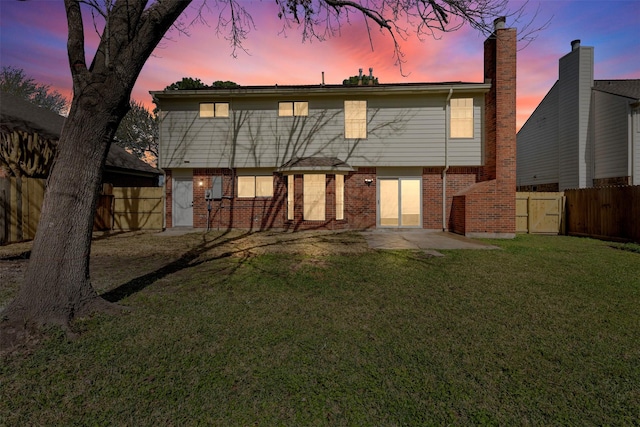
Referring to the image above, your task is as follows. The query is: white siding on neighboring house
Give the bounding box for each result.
[158,92,485,170]
[593,91,630,180]
[634,105,640,185]
[517,83,560,187]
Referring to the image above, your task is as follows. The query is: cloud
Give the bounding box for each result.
[2,0,639,129]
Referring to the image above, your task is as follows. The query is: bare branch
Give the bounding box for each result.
[208,0,256,57]
[64,0,88,79]
[269,0,544,75]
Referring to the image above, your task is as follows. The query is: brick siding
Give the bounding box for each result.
[517,183,560,192]
[593,176,631,187]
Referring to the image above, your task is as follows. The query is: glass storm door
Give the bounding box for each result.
[378,178,421,227]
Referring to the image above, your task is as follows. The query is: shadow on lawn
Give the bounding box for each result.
[101,230,246,302]
[100,229,334,303]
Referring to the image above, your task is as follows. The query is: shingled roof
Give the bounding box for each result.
[0,91,160,176]
[593,80,640,100]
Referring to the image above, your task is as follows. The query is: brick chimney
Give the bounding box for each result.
[450,17,517,238]
[483,16,517,184]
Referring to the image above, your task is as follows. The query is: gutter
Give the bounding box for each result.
[443,88,453,231]
[149,83,491,99]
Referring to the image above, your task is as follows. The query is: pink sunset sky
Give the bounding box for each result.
[1,0,639,130]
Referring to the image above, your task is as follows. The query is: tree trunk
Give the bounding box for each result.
[2,89,127,328]
[0,2,192,349]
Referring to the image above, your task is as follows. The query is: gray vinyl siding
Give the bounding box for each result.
[516,83,559,187]
[158,93,484,169]
[517,43,639,189]
[558,46,593,190]
[635,107,640,185]
[593,91,629,180]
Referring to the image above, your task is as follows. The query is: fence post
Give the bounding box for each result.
[527,194,532,234]
[0,179,7,244]
[560,196,566,235]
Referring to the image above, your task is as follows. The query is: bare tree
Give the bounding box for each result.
[0,0,536,350]
[0,66,69,115]
[114,100,158,164]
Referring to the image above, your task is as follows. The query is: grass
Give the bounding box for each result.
[1,232,639,425]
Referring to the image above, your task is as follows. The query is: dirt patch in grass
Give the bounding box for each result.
[0,230,372,307]
[0,260,28,307]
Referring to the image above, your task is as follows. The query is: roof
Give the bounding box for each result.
[0,91,63,140]
[151,81,492,100]
[593,80,640,100]
[0,91,160,176]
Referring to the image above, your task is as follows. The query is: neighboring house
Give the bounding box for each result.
[517,40,640,191]
[0,91,162,187]
[152,18,517,237]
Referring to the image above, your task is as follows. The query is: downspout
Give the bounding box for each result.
[442,88,453,231]
[222,98,236,229]
[153,96,166,230]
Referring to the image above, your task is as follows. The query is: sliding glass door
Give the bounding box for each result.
[378,178,421,227]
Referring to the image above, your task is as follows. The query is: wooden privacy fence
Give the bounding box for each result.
[111,187,163,231]
[565,186,640,243]
[1,177,164,245]
[516,192,565,234]
[0,177,45,244]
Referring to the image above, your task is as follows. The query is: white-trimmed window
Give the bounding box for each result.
[345,100,367,139]
[237,176,273,198]
[450,98,473,138]
[200,102,229,118]
[303,174,325,221]
[279,101,308,117]
[335,174,344,220]
[287,175,295,220]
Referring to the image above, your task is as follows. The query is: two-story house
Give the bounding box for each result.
[517,40,640,191]
[152,18,516,237]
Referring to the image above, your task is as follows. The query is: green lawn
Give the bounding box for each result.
[1,233,639,425]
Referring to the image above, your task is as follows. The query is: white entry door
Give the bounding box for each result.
[173,178,193,227]
[378,178,421,227]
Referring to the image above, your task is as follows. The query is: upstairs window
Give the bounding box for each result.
[279,101,308,117]
[450,98,473,138]
[345,100,367,139]
[200,102,229,118]
[237,176,273,198]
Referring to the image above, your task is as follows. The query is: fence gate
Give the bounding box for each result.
[516,192,565,234]
[112,187,163,231]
